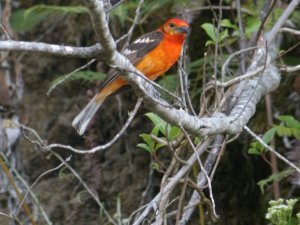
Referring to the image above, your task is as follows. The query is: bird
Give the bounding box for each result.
[72,18,190,135]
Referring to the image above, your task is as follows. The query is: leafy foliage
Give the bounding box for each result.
[248,127,277,155]
[257,169,294,193]
[201,19,237,46]
[275,115,300,139]
[248,115,300,155]
[10,5,88,32]
[248,115,300,192]
[137,113,181,154]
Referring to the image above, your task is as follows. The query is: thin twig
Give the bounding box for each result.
[0,154,36,225]
[133,138,214,225]
[177,45,188,111]
[53,152,117,225]
[19,98,142,154]
[235,0,246,74]
[279,27,300,36]
[220,65,264,88]
[118,0,144,47]
[180,125,218,218]
[213,0,223,80]
[244,126,300,174]
[254,0,277,45]
[221,47,258,81]
[175,174,188,224]
[8,162,53,225]
[15,156,71,216]
[106,0,126,13]
[0,212,23,225]
[186,5,255,16]
[267,0,300,42]
[47,59,96,96]
[0,23,11,39]
[265,94,280,198]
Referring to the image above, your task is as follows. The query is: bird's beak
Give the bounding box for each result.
[176,26,190,34]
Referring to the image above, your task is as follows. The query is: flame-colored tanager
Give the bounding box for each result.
[73,18,190,135]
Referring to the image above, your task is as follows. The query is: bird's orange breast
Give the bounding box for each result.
[135,36,184,79]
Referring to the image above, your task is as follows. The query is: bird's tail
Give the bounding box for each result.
[72,95,106,135]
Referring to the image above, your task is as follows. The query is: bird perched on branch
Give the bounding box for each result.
[73,18,190,135]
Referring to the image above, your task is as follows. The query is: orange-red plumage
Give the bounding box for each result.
[73,18,189,135]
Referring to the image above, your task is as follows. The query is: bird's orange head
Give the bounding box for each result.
[161,18,190,37]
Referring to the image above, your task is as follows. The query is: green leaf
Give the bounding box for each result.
[139,134,154,149]
[194,137,201,145]
[169,126,181,140]
[201,23,216,42]
[291,129,300,139]
[205,40,215,46]
[262,127,277,143]
[137,143,151,153]
[248,141,265,155]
[257,169,293,193]
[248,147,262,155]
[220,19,238,30]
[10,5,88,32]
[248,128,276,155]
[155,142,166,151]
[219,29,229,42]
[277,115,300,129]
[145,113,167,136]
[151,162,160,171]
[275,125,293,137]
[151,125,161,136]
[245,16,260,37]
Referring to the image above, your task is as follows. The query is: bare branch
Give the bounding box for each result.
[118,0,144,47]
[47,59,96,96]
[0,40,103,58]
[235,0,246,73]
[280,64,300,73]
[53,153,117,225]
[86,0,116,60]
[15,156,70,216]
[180,125,218,219]
[267,0,300,42]
[221,46,258,80]
[186,5,255,16]
[133,138,214,225]
[21,98,142,153]
[179,135,224,225]
[280,27,300,36]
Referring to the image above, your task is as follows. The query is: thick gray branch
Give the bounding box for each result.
[86,0,116,60]
[0,40,103,58]
[127,63,280,136]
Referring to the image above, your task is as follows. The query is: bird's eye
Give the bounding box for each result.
[169,23,175,28]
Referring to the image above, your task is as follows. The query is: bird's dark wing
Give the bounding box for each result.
[98,31,163,91]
